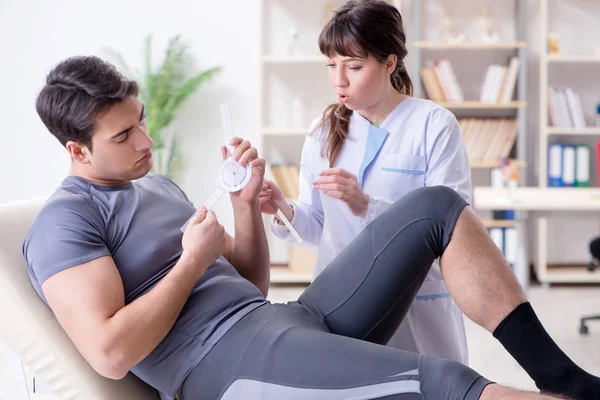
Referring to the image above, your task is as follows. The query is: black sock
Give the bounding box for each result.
[493,302,600,399]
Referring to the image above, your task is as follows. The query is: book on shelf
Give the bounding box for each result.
[488,226,517,270]
[490,167,516,221]
[576,144,591,187]
[547,87,587,128]
[457,118,518,163]
[563,145,576,186]
[435,59,464,102]
[597,142,600,187]
[271,164,300,200]
[420,67,446,102]
[421,57,520,104]
[420,59,463,102]
[480,57,520,104]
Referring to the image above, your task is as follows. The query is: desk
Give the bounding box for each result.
[473,187,600,292]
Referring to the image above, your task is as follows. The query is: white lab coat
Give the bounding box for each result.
[272,97,471,364]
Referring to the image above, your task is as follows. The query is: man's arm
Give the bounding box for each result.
[226,196,270,296]
[41,208,223,380]
[42,253,204,380]
[220,139,270,296]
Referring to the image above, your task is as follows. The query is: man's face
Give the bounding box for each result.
[81,96,154,184]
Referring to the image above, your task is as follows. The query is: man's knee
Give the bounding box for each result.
[392,186,466,222]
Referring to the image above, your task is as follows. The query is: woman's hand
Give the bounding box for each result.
[313,168,369,218]
[259,180,294,221]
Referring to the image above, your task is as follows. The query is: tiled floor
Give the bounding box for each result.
[1,285,599,399]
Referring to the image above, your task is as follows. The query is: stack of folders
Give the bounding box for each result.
[488,167,517,270]
[547,143,591,187]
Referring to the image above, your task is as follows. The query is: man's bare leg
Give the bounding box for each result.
[482,384,570,400]
[440,205,526,332]
[439,205,599,399]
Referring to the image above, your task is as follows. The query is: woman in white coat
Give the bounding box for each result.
[260,0,471,364]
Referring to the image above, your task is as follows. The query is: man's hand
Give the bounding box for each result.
[222,138,266,204]
[181,205,226,275]
[259,180,294,221]
[313,168,369,218]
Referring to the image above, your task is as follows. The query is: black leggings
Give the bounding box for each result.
[180,186,493,399]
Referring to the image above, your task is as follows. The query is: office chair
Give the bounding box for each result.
[579,236,600,335]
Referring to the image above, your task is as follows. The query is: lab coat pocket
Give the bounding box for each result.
[378,154,427,201]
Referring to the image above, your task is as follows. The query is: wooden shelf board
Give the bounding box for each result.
[473,187,600,211]
[437,101,527,109]
[546,127,600,135]
[542,265,600,283]
[270,266,312,284]
[414,41,527,49]
[481,219,517,228]
[546,54,600,63]
[470,160,527,169]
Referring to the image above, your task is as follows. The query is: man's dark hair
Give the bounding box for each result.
[35,56,139,151]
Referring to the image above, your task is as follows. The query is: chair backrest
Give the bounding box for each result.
[0,198,159,400]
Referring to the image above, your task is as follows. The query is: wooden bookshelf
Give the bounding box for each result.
[536,0,600,285]
[411,0,529,290]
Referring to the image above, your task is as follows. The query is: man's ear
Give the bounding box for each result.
[386,54,398,74]
[66,140,91,164]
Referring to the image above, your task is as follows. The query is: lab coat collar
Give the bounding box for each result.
[350,97,413,186]
[351,96,414,133]
[358,124,388,187]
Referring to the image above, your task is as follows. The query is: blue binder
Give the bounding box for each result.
[548,143,564,187]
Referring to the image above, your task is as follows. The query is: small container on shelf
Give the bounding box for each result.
[548,32,559,55]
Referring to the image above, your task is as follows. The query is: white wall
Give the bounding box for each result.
[0,0,260,233]
[0,0,598,262]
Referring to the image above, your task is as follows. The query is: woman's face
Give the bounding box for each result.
[326,53,395,112]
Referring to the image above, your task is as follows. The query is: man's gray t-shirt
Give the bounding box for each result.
[22,174,267,399]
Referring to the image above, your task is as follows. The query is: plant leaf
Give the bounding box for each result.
[160,66,222,128]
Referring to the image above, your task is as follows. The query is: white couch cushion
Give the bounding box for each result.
[0,197,159,400]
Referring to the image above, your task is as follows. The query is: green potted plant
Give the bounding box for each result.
[105,34,222,182]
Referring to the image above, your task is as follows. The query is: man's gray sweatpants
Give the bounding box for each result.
[180,186,493,400]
